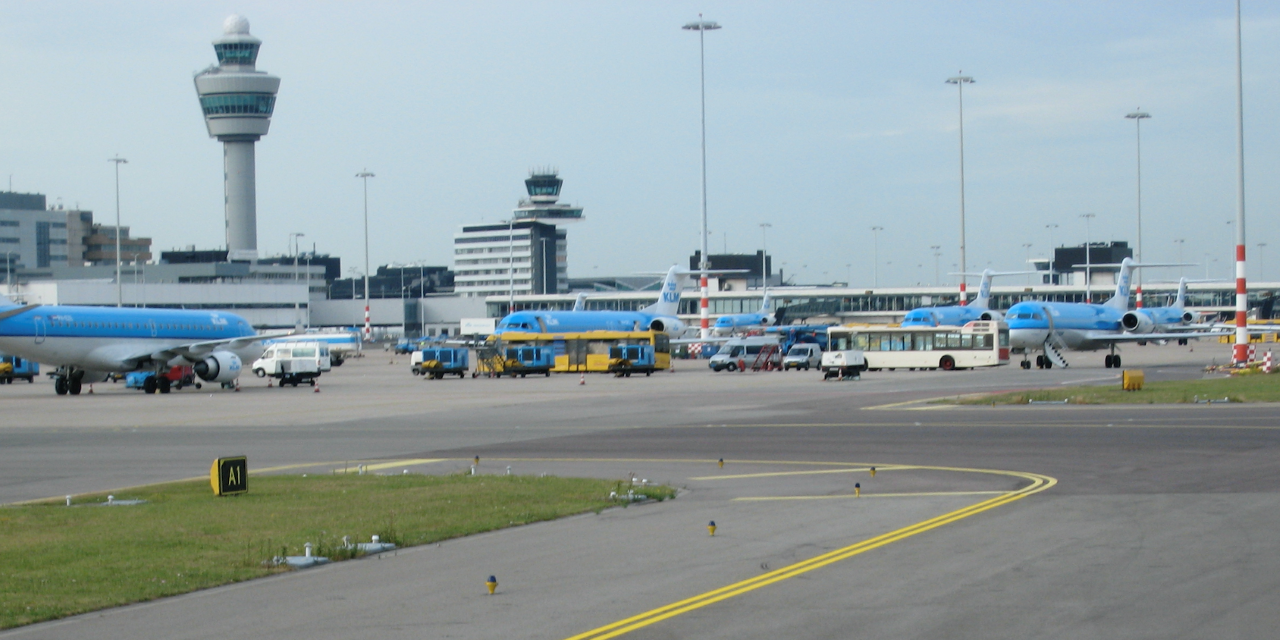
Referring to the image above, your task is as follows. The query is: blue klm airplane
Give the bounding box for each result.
[901,269,1036,327]
[495,266,688,336]
[0,294,277,395]
[1007,259,1221,369]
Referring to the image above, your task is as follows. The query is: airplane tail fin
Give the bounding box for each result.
[640,266,683,317]
[1092,259,1190,311]
[758,292,771,314]
[572,292,588,311]
[949,269,1039,309]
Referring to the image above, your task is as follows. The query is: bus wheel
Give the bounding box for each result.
[939,356,956,371]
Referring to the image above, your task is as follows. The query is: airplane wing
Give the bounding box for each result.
[1081,330,1231,344]
[0,304,40,321]
[129,331,295,369]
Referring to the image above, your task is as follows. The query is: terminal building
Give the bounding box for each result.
[453,171,580,298]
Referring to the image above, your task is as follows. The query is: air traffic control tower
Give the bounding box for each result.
[193,15,280,261]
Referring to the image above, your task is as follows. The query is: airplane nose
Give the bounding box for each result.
[1009,329,1047,349]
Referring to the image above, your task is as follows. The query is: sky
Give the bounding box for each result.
[1,1,1278,288]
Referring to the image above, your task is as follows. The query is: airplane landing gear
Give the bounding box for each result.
[1104,345,1121,369]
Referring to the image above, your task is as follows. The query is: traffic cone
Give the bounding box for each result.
[88,384,94,394]
[579,373,585,386]
[235,378,241,392]
[314,381,320,393]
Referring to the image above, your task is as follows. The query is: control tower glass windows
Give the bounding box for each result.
[524,175,562,197]
[200,94,276,116]
[214,42,260,65]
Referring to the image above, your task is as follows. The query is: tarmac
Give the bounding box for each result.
[2,342,1278,638]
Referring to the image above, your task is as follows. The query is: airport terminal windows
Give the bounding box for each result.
[200,93,276,116]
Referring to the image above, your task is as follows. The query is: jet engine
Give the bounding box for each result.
[648,317,687,336]
[194,352,243,383]
[1121,311,1155,334]
[979,309,1005,322]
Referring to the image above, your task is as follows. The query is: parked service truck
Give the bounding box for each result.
[252,341,332,387]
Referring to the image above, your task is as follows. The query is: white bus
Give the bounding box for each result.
[825,321,1009,372]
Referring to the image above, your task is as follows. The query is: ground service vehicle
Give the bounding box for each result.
[783,343,823,370]
[412,347,469,379]
[0,354,38,384]
[266,332,360,366]
[252,341,332,387]
[125,366,200,394]
[495,331,671,374]
[826,320,1009,372]
[709,336,783,372]
[608,344,659,376]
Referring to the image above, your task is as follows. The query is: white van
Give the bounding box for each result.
[252,341,332,387]
[782,343,823,371]
[709,336,782,372]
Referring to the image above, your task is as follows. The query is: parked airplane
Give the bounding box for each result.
[1006,259,1220,369]
[712,292,782,335]
[901,269,1037,327]
[494,266,687,336]
[0,295,275,395]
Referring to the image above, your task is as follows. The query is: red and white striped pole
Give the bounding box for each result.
[700,273,709,339]
[1232,0,1249,365]
[364,303,371,341]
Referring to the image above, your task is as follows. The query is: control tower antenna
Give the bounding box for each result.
[193,15,280,261]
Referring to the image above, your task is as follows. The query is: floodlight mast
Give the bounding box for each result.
[1126,110,1151,307]
[946,73,974,305]
[684,15,721,340]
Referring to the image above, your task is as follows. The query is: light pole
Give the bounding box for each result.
[3,251,12,299]
[507,218,515,313]
[946,73,974,305]
[1174,238,1186,279]
[758,222,771,292]
[871,226,883,287]
[1045,223,1060,282]
[1022,243,1033,285]
[1126,109,1151,307]
[290,232,305,328]
[1080,213,1096,303]
[684,14,721,340]
[108,156,128,307]
[355,170,375,341]
[1232,0,1249,364]
[930,245,942,286]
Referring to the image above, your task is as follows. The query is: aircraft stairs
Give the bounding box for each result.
[1043,338,1070,368]
[749,344,780,372]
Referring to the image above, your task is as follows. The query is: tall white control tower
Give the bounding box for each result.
[193,15,280,261]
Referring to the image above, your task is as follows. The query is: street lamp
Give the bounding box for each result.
[930,245,942,286]
[870,226,883,287]
[1080,213,1096,303]
[1022,243,1033,285]
[684,14,721,340]
[1126,109,1152,307]
[355,170,375,342]
[108,156,128,307]
[946,73,975,305]
[758,222,771,292]
[507,218,515,312]
[290,232,305,329]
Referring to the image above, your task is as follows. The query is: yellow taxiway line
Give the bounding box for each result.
[734,490,1011,501]
[564,466,1056,640]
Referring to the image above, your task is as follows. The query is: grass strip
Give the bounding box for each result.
[0,473,673,629]
[944,372,1280,405]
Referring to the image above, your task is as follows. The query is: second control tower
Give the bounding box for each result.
[193,15,280,261]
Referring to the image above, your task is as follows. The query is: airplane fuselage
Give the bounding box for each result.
[0,304,260,373]
[1006,301,1123,352]
[495,310,683,336]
